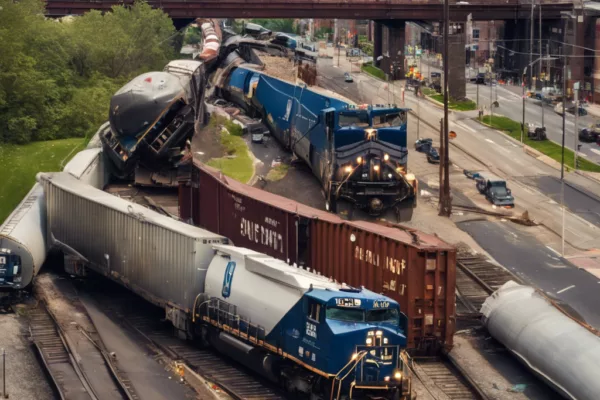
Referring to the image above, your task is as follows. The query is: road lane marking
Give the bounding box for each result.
[590,148,600,156]
[546,245,561,257]
[457,122,476,133]
[557,285,575,294]
[579,153,588,157]
[504,140,518,148]
[485,139,495,144]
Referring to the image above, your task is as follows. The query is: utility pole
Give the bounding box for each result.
[439,0,451,217]
[522,66,526,143]
[539,1,542,90]
[529,1,535,90]
[543,42,548,127]
[2,348,6,399]
[561,16,567,256]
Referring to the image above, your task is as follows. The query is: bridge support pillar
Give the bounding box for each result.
[378,21,406,81]
[445,24,466,100]
[373,22,383,68]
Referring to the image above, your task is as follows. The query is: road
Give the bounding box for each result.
[318,57,600,250]
[316,56,600,332]
[420,58,600,163]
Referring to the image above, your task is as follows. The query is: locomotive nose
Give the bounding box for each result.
[369,198,383,214]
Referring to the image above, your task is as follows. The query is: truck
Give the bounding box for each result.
[475,174,515,208]
[220,65,417,220]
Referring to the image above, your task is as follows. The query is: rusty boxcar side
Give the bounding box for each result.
[179,161,456,354]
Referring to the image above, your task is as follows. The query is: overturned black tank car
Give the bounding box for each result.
[100,60,205,183]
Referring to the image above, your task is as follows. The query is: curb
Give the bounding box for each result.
[472,117,600,182]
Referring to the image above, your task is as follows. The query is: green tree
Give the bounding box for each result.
[249,19,296,34]
[0,0,177,144]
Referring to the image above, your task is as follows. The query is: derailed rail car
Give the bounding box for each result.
[179,161,456,354]
[482,281,600,400]
[38,171,227,332]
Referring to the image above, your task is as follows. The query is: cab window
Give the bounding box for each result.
[308,301,321,323]
[366,308,399,324]
[326,307,365,322]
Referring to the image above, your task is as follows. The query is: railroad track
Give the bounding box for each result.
[412,357,485,400]
[29,301,134,400]
[455,254,522,318]
[85,281,286,400]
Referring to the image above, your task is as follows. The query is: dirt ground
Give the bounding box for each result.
[257,53,297,83]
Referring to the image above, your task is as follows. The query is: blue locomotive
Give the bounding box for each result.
[220,65,417,218]
[197,245,413,399]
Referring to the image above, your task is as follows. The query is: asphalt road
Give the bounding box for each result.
[420,59,600,163]
[515,175,600,227]
[458,219,600,330]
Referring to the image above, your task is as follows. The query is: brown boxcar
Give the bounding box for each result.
[179,161,456,354]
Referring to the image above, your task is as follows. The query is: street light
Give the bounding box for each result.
[521,56,558,143]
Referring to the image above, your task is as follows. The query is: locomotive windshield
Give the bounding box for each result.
[372,111,406,128]
[326,307,365,322]
[367,308,399,324]
[338,111,369,128]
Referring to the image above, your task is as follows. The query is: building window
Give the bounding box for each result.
[472,29,480,42]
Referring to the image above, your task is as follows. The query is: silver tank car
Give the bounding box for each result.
[481,281,600,400]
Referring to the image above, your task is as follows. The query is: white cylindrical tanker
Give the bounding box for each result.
[0,183,47,301]
[481,281,600,400]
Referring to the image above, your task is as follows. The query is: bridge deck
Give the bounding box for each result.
[45,0,574,20]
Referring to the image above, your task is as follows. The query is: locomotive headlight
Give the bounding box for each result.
[388,173,392,179]
[384,338,389,344]
[373,165,380,172]
[384,376,390,382]
[352,353,358,360]
[394,371,402,380]
[366,337,373,345]
[344,165,353,174]
[356,156,362,164]
[384,154,390,161]
[376,330,383,336]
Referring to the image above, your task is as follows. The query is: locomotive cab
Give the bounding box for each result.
[303,288,412,399]
[329,104,417,216]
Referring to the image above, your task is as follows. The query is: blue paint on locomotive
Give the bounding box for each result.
[0,253,21,286]
[265,287,407,386]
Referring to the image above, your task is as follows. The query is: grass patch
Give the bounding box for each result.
[361,63,386,80]
[207,115,254,183]
[0,138,85,224]
[266,164,290,181]
[478,115,600,173]
[422,87,477,111]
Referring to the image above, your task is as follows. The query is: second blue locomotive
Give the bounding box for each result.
[219,65,417,218]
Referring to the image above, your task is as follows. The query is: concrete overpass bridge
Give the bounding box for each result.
[45,0,574,20]
[45,0,593,100]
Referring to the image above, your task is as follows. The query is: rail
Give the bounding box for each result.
[29,301,135,400]
[411,356,488,400]
[87,285,285,400]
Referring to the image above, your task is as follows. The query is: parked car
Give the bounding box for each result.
[415,138,433,153]
[427,147,440,164]
[526,124,547,141]
[344,72,353,82]
[476,175,515,208]
[579,127,600,143]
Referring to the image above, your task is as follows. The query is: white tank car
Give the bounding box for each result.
[0,183,47,294]
[37,171,227,332]
[481,281,600,400]
[205,244,341,335]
